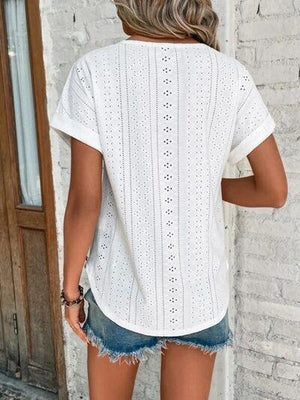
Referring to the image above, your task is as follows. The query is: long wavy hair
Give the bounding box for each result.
[112,0,220,51]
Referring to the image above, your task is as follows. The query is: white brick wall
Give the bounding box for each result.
[234,1,300,398]
[260,0,295,16]
[41,1,125,398]
[41,0,300,399]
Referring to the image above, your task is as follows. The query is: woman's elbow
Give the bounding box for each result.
[66,193,101,216]
[270,184,288,208]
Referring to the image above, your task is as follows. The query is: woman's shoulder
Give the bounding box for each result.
[208,47,254,87]
[70,41,122,72]
[80,41,122,61]
[209,47,245,71]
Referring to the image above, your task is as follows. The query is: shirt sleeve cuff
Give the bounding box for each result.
[50,111,102,153]
[227,113,276,165]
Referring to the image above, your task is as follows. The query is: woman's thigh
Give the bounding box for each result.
[160,311,232,400]
[160,342,217,400]
[87,344,140,400]
[83,288,157,399]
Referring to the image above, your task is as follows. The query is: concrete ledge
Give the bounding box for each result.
[0,372,57,400]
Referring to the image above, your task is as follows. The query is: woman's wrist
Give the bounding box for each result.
[63,286,81,301]
[61,285,84,307]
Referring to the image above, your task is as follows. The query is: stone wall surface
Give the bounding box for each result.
[233,1,300,399]
[41,1,124,398]
[41,0,300,399]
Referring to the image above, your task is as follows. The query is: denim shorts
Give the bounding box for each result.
[82,288,233,364]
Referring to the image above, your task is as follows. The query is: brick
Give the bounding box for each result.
[239,17,300,41]
[47,10,75,31]
[145,354,161,373]
[145,386,159,400]
[240,333,300,363]
[275,238,300,264]
[235,273,280,298]
[235,237,277,259]
[251,63,300,85]
[94,21,123,39]
[41,0,88,11]
[236,349,274,375]
[236,255,300,282]
[272,320,300,345]
[236,368,300,399]
[257,40,300,61]
[279,199,300,220]
[76,4,116,23]
[235,392,272,400]
[288,174,300,196]
[236,46,256,64]
[240,0,260,21]
[259,87,300,106]
[240,298,300,323]
[136,367,159,386]
[274,107,300,134]
[237,215,296,239]
[69,30,90,47]
[237,313,271,336]
[295,0,300,11]
[277,362,300,380]
[260,0,295,16]
[237,207,274,217]
[132,380,146,397]
[282,282,300,303]
[275,134,300,175]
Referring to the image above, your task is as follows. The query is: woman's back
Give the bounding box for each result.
[51,39,275,335]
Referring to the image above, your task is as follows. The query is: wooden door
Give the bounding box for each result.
[0,1,67,398]
[0,148,20,378]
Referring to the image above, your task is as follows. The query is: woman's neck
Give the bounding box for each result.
[125,33,199,44]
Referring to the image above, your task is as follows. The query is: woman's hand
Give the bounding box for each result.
[64,300,90,345]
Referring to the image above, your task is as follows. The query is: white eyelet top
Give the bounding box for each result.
[50,39,275,336]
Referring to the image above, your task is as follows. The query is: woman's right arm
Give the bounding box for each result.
[221,134,288,208]
[63,137,103,343]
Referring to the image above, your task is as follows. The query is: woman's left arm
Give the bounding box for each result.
[222,134,288,208]
[63,138,102,342]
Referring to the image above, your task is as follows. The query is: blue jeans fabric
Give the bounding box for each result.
[82,288,233,364]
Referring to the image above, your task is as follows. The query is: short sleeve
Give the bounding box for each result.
[49,55,102,153]
[227,63,276,165]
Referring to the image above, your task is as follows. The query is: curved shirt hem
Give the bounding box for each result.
[86,271,229,337]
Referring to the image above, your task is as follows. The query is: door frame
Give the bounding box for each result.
[0,0,67,398]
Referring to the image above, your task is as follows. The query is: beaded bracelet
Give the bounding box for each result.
[61,285,84,307]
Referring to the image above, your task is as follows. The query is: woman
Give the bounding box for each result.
[50,1,287,399]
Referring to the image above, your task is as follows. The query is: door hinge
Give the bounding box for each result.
[13,313,18,335]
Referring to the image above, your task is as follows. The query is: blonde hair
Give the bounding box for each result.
[112,0,220,51]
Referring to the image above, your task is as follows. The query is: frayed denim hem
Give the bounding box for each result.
[163,328,234,358]
[83,322,169,365]
[83,322,234,365]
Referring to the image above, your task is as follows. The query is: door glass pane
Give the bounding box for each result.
[4,0,42,206]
